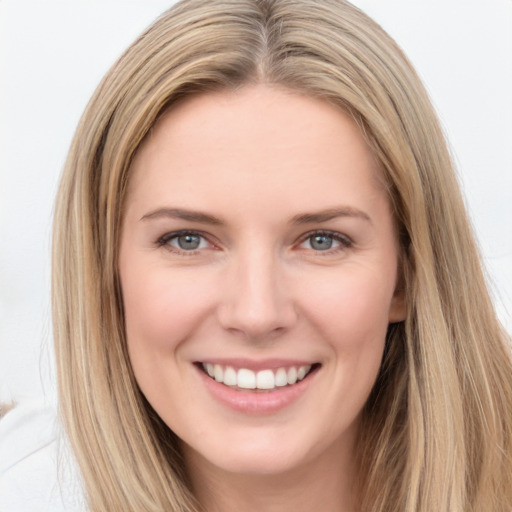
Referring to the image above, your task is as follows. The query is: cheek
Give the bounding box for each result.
[122,266,214,353]
[121,266,218,410]
[303,268,395,344]
[289,268,395,441]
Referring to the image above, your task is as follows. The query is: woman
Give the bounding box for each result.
[49,0,512,510]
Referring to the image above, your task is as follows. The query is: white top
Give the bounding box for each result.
[0,401,86,512]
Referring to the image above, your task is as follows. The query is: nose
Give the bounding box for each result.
[217,248,298,341]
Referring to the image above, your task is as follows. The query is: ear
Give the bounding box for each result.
[388,287,407,323]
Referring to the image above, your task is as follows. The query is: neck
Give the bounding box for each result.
[184,434,359,512]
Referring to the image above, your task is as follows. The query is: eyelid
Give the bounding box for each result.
[157,229,217,254]
[155,228,353,255]
[296,229,353,252]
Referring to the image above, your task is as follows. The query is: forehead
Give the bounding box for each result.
[126,85,386,218]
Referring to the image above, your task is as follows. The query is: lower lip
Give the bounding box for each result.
[196,365,318,415]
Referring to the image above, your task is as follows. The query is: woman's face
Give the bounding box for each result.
[119,85,405,479]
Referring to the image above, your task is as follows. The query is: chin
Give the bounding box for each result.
[187,443,310,477]
[181,418,352,480]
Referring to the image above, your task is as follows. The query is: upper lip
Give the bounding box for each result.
[195,358,319,371]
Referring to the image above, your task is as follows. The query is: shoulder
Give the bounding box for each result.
[0,400,86,512]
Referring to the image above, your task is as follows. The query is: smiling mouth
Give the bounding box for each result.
[198,362,320,391]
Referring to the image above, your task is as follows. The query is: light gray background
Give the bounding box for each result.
[1,0,511,403]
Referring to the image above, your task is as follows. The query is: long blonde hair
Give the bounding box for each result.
[52,1,512,510]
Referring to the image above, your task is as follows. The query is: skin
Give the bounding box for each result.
[119,84,406,512]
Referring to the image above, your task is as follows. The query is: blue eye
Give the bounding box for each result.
[159,231,210,251]
[173,234,203,250]
[309,234,336,251]
[299,232,351,252]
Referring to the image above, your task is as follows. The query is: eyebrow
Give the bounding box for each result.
[139,206,372,226]
[140,208,224,225]
[291,207,372,225]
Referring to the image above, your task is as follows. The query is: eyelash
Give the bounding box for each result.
[297,230,353,254]
[156,229,353,255]
[156,230,213,255]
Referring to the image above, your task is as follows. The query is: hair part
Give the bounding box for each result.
[52,1,512,510]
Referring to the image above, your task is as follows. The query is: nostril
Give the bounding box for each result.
[216,280,298,338]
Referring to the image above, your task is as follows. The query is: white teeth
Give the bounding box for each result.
[297,365,310,380]
[201,363,313,390]
[223,366,237,386]
[287,366,297,385]
[214,364,223,382]
[237,368,256,389]
[206,363,215,378]
[256,369,275,390]
[275,368,288,387]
